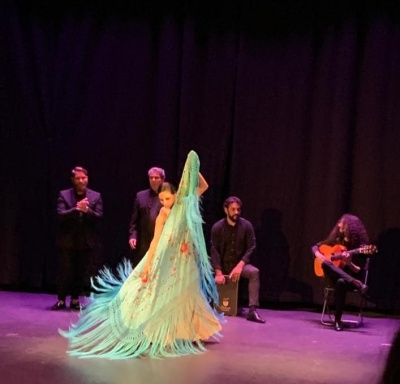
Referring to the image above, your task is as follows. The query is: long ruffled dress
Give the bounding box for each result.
[60,151,223,358]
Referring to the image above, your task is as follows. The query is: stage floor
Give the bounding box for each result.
[0,291,398,384]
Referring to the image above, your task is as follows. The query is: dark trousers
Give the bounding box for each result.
[322,261,355,321]
[240,264,261,307]
[58,248,91,301]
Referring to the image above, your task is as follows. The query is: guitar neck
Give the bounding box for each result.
[330,247,362,261]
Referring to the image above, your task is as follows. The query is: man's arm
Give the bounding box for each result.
[56,191,77,221]
[128,195,140,248]
[82,191,103,221]
[210,223,222,272]
[342,252,361,273]
[196,173,209,196]
[227,220,255,281]
[312,238,340,262]
[241,220,256,264]
[312,242,326,262]
[87,193,103,219]
[210,222,226,284]
[141,208,168,281]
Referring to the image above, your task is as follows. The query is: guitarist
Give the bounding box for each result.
[312,214,369,331]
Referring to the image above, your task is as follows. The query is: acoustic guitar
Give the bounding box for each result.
[314,244,377,277]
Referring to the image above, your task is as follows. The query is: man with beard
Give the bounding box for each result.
[312,214,370,331]
[51,166,103,310]
[128,167,165,267]
[210,196,265,323]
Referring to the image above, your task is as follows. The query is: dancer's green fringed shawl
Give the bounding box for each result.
[60,150,223,358]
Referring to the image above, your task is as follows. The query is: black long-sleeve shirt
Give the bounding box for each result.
[210,217,256,274]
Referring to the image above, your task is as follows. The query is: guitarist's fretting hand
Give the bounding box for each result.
[345,253,361,273]
[341,252,352,265]
[338,251,360,273]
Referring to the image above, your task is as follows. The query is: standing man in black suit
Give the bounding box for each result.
[51,166,103,310]
[128,167,165,267]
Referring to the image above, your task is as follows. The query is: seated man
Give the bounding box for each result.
[210,196,265,324]
[312,214,370,331]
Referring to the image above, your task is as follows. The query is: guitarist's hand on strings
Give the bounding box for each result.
[314,250,326,263]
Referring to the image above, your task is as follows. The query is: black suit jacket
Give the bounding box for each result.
[128,188,161,259]
[57,188,103,249]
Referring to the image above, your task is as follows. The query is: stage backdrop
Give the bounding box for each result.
[1,1,400,311]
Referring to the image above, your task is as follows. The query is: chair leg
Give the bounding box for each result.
[321,288,335,326]
[321,289,365,328]
[321,258,370,329]
[340,291,365,327]
[353,294,364,326]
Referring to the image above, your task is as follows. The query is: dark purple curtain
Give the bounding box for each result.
[1,1,399,311]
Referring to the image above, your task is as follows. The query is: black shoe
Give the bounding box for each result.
[70,301,82,311]
[334,320,343,331]
[353,280,368,295]
[246,310,266,324]
[51,301,66,311]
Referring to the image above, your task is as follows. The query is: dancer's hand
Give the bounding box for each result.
[140,266,149,283]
